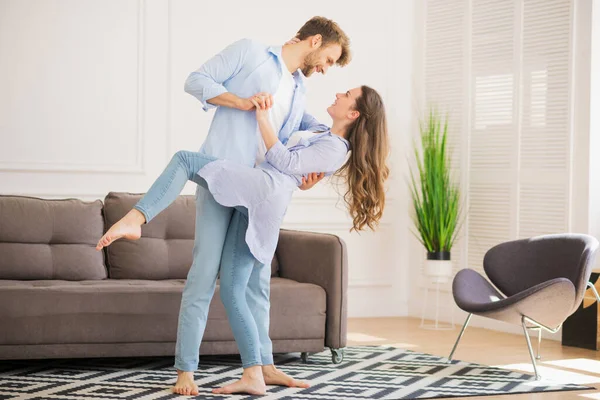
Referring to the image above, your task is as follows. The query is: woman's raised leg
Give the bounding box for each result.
[96,150,215,250]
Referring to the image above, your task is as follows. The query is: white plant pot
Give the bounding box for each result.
[425,259,453,284]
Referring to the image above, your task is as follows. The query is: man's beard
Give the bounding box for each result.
[301,50,320,77]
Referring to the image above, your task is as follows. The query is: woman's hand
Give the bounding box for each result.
[285,37,301,45]
[250,93,274,121]
[238,92,273,111]
[252,93,278,150]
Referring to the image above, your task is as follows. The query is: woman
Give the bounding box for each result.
[96,85,389,395]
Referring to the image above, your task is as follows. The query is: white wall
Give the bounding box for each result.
[0,0,415,318]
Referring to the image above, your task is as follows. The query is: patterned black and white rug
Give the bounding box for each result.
[0,346,592,399]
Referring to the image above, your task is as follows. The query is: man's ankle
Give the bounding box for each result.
[244,365,264,379]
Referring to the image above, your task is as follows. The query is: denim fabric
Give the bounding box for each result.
[132,151,271,370]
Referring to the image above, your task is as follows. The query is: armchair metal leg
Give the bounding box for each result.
[520,315,562,380]
[447,313,472,363]
[587,281,600,302]
[521,316,540,380]
[536,328,542,360]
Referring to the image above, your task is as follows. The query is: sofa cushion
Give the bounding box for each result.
[103,192,279,279]
[0,195,106,280]
[103,192,196,280]
[0,277,325,345]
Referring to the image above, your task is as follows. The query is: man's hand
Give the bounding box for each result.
[237,92,272,111]
[299,172,325,190]
[250,94,274,122]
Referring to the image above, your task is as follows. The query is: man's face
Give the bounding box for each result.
[301,43,342,77]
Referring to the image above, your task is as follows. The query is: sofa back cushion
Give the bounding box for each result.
[103,192,279,279]
[0,195,107,280]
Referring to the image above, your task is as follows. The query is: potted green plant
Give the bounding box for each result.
[409,108,462,284]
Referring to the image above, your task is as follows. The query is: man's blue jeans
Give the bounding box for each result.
[133,150,274,370]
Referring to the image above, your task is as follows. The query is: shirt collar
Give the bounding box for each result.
[268,45,306,89]
[314,131,351,151]
[268,45,283,58]
[334,133,351,150]
[292,70,306,90]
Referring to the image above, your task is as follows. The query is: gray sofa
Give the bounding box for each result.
[0,192,348,363]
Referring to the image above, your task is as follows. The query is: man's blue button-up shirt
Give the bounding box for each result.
[184,38,328,167]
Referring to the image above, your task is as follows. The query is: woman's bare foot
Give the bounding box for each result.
[172,370,199,396]
[95,209,145,250]
[262,364,310,388]
[212,366,267,395]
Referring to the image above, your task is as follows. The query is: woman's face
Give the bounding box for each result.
[327,87,362,121]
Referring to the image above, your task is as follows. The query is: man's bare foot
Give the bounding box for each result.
[96,209,145,250]
[172,370,199,396]
[262,364,310,388]
[212,366,266,395]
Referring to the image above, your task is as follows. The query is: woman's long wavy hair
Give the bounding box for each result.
[335,85,389,231]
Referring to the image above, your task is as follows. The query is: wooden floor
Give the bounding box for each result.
[347,317,600,399]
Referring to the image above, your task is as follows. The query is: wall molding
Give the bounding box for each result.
[349,279,394,288]
[0,0,146,174]
[281,222,392,230]
[291,196,397,204]
[8,193,395,205]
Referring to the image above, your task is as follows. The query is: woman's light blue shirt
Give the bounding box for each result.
[197,130,350,264]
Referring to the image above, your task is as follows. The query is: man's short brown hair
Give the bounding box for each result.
[296,16,351,67]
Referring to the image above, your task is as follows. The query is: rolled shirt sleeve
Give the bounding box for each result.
[184,38,251,111]
[265,139,347,176]
[299,112,330,132]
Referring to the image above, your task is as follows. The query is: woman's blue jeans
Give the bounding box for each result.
[134,150,273,369]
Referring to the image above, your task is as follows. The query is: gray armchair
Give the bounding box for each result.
[448,233,599,379]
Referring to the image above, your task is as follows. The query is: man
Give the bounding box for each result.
[172,16,351,396]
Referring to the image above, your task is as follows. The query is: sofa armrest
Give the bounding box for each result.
[275,229,348,349]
